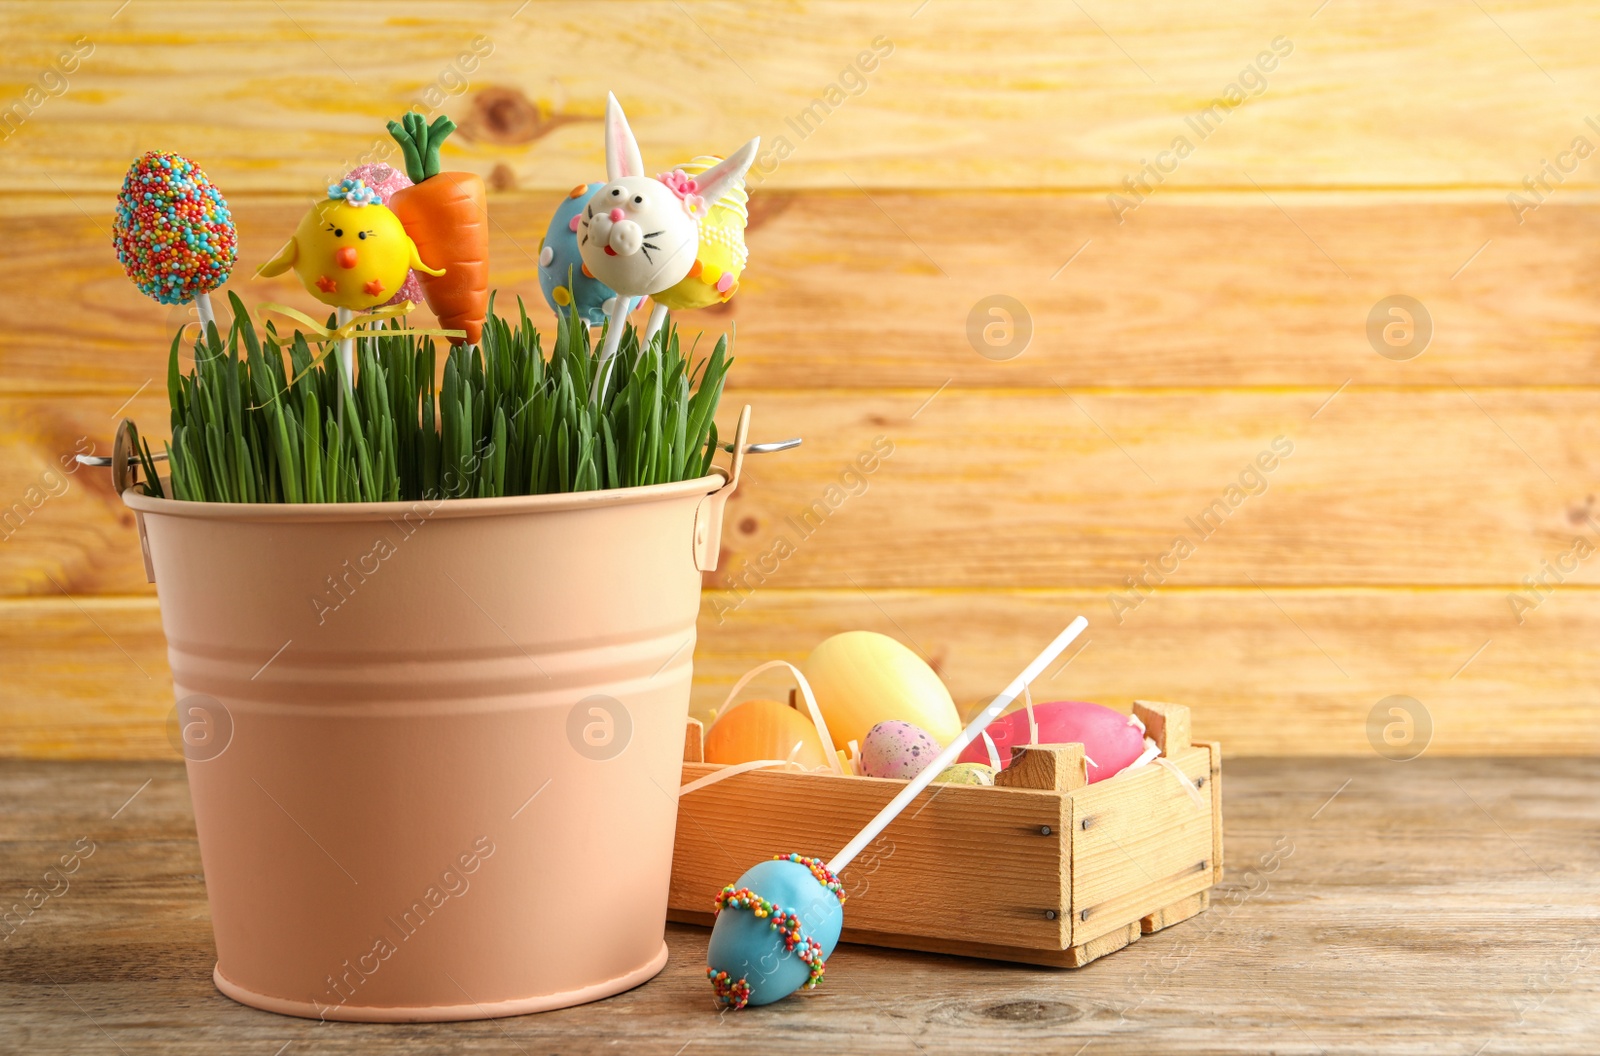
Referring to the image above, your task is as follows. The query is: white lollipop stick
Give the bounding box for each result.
[827,615,1088,874]
[590,295,631,402]
[195,291,217,334]
[335,306,355,427]
[335,307,355,389]
[642,301,669,348]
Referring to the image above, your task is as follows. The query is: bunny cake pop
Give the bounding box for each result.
[539,183,639,326]
[705,618,1090,1009]
[579,93,758,390]
[257,178,442,311]
[113,151,237,327]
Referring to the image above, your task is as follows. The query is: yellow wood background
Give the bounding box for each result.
[2,0,1597,757]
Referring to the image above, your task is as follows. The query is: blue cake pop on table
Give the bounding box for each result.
[703,618,1089,1009]
[538,183,639,326]
[706,854,845,1008]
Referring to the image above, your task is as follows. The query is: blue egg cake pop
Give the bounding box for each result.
[538,183,638,326]
[706,854,845,1008]
[704,618,1089,1008]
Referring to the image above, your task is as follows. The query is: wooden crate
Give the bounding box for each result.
[669,701,1222,968]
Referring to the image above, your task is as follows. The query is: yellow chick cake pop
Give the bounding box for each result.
[650,156,750,311]
[257,178,442,310]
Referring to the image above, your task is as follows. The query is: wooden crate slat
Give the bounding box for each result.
[1195,739,1226,883]
[1068,745,1215,944]
[1141,890,1211,935]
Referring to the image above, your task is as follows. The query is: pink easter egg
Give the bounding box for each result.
[345,163,424,308]
[956,701,1147,783]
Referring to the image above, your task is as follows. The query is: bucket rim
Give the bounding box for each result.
[122,470,729,523]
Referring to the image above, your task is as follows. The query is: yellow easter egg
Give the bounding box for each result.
[802,631,962,749]
[652,155,749,311]
[705,699,829,769]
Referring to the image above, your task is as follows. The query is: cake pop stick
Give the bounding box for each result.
[113,152,237,339]
[579,94,758,400]
[334,306,355,424]
[704,616,1090,1009]
[641,301,669,348]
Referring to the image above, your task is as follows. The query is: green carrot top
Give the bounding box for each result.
[386,112,457,184]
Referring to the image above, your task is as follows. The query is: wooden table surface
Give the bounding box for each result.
[2,757,1595,1055]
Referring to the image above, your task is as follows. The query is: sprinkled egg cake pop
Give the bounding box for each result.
[113,151,237,308]
[539,183,638,326]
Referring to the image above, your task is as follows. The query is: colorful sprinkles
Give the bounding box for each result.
[112,151,236,305]
[780,853,846,904]
[706,969,751,1009]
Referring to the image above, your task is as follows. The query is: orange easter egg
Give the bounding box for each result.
[705,699,830,769]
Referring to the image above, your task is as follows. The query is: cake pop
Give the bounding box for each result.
[257,178,441,311]
[113,151,237,330]
[385,112,489,346]
[257,178,443,393]
[579,93,758,396]
[650,154,751,311]
[705,617,1090,1008]
[539,183,639,326]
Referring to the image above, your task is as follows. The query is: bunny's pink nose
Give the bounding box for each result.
[608,208,625,222]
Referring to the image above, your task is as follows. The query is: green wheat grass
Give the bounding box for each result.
[132,292,732,503]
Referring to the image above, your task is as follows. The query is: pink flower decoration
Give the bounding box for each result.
[657,168,706,217]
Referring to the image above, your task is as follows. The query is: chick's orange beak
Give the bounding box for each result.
[335,246,359,270]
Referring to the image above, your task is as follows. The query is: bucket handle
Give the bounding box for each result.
[693,404,751,572]
[97,419,159,584]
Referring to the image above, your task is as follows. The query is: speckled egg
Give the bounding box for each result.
[933,762,995,786]
[539,183,640,325]
[858,720,941,780]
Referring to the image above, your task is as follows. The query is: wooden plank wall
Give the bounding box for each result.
[2,1,1597,757]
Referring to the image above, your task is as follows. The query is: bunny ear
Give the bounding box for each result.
[692,137,760,211]
[604,92,645,180]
